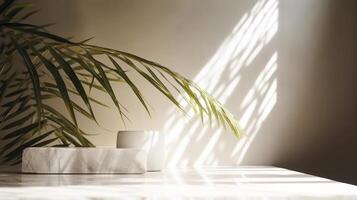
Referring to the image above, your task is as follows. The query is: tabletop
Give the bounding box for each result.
[0,166,356,199]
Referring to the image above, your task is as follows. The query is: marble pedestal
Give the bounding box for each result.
[22,148,146,174]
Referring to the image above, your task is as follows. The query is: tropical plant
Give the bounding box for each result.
[0,0,241,165]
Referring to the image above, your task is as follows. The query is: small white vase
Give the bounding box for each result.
[117,130,164,171]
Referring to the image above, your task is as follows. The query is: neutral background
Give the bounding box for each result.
[3,0,357,184]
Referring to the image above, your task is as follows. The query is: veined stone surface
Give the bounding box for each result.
[22,148,146,174]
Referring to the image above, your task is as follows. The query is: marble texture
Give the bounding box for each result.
[2,166,357,199]
[22,147,146,174]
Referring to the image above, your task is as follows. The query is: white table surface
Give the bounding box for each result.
[0,166,356,199]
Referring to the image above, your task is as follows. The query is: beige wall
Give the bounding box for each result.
[18,0,357,184]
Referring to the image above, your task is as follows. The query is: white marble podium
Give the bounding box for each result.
[22,148,146,174]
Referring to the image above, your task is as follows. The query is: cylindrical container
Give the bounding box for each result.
[117,130,164,171]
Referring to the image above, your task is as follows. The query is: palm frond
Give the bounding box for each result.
[0,0,242,164]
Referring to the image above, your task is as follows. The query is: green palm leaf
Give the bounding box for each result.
[0,0,242,164]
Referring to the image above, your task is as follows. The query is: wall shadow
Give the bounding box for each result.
[274,0,357,185]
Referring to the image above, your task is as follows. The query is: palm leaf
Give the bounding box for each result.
[0,0,242,164]
[48,46,95,120]
[11,38,42,122]
[0,0,15,16]
[109,56,151,116]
